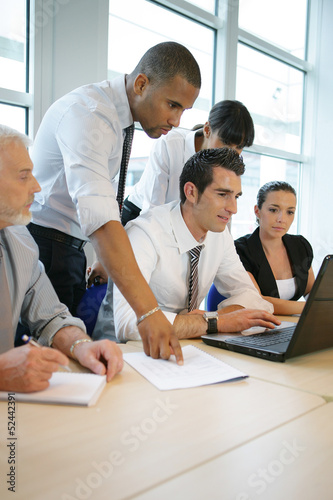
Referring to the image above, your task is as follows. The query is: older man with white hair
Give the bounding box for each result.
[0,125,123,392]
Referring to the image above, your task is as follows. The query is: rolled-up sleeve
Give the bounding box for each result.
[56,102,122,237]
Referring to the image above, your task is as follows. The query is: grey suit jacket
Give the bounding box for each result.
[0,226,85,348]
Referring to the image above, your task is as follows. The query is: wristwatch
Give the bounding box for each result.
[203,311,219,333]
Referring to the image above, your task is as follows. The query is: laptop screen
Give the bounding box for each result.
[286,255,333,358]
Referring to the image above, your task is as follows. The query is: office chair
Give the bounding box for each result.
[206,283,226,311]
[76,283,107,336]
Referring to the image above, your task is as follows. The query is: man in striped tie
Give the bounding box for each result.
[109,148,280,342]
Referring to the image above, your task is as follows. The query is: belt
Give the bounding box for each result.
[28,223,87,251]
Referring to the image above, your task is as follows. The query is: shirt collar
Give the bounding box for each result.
[170,202,205,254]
[107,75,133,130]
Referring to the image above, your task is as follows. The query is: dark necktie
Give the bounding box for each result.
[188,245,202,312]
[116,124,135,214]
[0,234,14,354]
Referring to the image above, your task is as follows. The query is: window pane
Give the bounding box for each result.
[232,152,300,239]
[190,0,216,14]
[108,0,214,128]
[238,0,308,59]
[236,44,304,154]
[0,103,26,134]
[0,0,27,92]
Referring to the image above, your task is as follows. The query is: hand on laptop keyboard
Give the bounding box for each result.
[218,309,281,334]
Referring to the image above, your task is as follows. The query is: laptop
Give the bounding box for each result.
[202,255,333,362]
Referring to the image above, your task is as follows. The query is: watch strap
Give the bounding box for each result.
[206,317,218,334]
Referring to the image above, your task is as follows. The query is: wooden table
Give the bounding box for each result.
[131,403,333,500]
[0,342,326,500]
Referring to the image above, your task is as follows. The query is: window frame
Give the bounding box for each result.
[0,0,32,134]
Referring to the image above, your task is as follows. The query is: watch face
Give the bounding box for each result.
[204,311,218,319]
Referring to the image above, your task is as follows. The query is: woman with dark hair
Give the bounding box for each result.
[121,100,254,225]
[235,181,315,315]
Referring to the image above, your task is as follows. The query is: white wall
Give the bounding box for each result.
[52,0,108,101]
[33,0,108,131]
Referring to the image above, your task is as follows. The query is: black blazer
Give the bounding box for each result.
[235,227,313,300]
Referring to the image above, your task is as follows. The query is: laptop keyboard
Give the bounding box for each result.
[225,326,295,347]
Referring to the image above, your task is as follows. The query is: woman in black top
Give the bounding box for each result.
[235,181,315,315]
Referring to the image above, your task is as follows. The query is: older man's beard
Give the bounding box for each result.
[0,200,33,226]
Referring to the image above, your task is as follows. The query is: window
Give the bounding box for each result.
[232,0,309,235]
[236,44,304,154]
[190,0,216,14]
[0,103,27,134]
[0,0,30,133]
[0,0,28,93]
[238,0,308,58]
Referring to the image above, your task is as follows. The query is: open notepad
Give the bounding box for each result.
[0,372,106,407]
[123,345,248,390]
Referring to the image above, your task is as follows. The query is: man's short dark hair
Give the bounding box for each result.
[179,148,245,204]
[131,42,201,89]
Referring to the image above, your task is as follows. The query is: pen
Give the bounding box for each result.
[21,334,71,372]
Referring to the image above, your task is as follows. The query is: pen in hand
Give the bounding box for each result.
[21,334,71,372]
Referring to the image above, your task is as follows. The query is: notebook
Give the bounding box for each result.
[0,372,106,406]
[202,255,333,362]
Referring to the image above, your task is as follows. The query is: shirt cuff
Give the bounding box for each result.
[218,293,274,314]
[77,195,120,237]
[37,314,87,347]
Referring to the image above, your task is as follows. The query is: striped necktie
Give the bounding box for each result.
[188,245,203,312]
[0,233,14,354]
[116,124,135,214]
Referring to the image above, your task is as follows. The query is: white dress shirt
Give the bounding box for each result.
[31,75,133,239]
[128,128,196,212]
[113,201,274,342]
[0,226,85,347]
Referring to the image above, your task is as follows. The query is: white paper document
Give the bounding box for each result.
[123,345,248,390]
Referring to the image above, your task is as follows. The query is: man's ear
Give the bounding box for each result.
[183,182,198,203]
[133,74,150,96]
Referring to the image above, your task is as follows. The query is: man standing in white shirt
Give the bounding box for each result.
[0,126,123,392]
[110,148,280,342]
[29,42,201,364]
